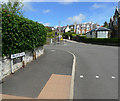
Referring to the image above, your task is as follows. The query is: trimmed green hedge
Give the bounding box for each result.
[62,32,76,39]
[2,9,47,56]
[62,32,119,45]
[72,35,120,44]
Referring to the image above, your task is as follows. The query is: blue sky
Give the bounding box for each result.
[22,2,118,27]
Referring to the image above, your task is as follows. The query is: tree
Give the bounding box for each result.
[46,27,52,32]
[103,21,109,28]
[2,0,24,16]
[47,31,55,38]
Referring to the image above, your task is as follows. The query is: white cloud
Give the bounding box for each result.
[43,23,50,26]
[23,2,36,11]
[38,21,50,26]
[92,3,105,9]
[67,14,85,24]
[43,9,51,13]
[38,21,43,23]
[59,0,79,5]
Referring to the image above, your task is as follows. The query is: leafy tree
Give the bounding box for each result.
[1,0,24,16]
[103,21,109,28]
[46,27,52,32]
[47,31,55,38]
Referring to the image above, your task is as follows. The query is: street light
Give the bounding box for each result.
[59,20,60,43]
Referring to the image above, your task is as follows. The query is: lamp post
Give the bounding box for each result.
[59,20,60,43]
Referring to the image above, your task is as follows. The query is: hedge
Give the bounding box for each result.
[62,32,119,45]
[62,32,76,39]
[2,9,47,56]
[72,35,120,44]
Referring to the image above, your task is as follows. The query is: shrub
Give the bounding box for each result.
[62,32,76,39]
[2,9,47,56]
[72,35,119,44]
[47,31,55,38]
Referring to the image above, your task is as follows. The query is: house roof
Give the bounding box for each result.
[89,27,110,32]
[96,27,110,31]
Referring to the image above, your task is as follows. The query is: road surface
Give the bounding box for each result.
[45,40,118,99]
[2,49,73,98]
[2,40,118,99]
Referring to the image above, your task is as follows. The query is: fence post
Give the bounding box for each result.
[22,56,25,68]
[51,39,53,44]
[10,59,14,74]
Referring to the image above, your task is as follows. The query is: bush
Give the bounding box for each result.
[2,9,47,56]
[62,32,76,39]
[72,35,119,44]
[47,31,55,38]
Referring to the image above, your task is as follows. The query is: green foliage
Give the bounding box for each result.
[2,0,24,16]
[72,33,76,37]
[46,27,52,32]
[2,9,47,56]
[103,21,109,28]
[62,32,76,39]
[47,31,55,38]
[72,35,119,44]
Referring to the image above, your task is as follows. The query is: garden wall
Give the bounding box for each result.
[2,46,44,79]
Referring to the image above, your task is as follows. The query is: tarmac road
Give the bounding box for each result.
[45,40,118,99]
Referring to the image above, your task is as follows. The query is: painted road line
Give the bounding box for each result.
[96,75,100,79]
[66,50,76,100]
[111,76,116,79]
[80,75,84,79]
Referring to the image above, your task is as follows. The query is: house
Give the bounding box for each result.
[109,1,120,38]
[74,22,98,34]
[51,27,55,31]
[69,25,75,32]
[63,25,71,33]
[86,27,110,38]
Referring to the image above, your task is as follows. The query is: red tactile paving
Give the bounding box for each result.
[37,74,71,99]
[1,74,71,99]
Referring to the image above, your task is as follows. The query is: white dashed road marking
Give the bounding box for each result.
[80,75,84,78]
[111,76,116,79]
[95,75,100,79]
